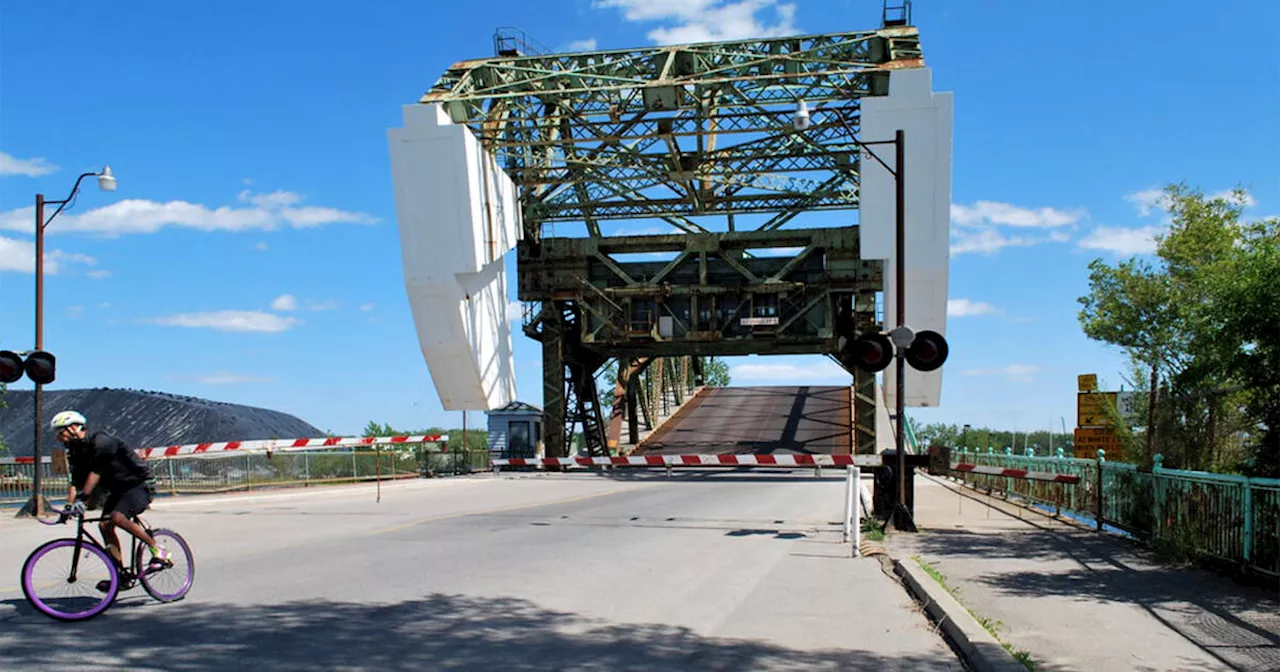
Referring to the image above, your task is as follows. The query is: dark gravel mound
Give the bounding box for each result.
[0,387,323,456]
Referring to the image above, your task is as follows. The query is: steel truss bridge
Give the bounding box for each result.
[420,8,926,458]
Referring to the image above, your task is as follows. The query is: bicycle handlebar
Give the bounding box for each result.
[34,506,102,526]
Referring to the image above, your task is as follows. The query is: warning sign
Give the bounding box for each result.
[1077,392,1118,427]
[1074,426,1122,457]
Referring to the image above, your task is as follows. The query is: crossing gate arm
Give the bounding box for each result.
[950,462,1081,484]
[491,454,888,469]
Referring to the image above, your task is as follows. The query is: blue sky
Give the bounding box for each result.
[1,0,1276,441]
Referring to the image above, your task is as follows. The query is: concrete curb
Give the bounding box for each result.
[894,558,1028,672]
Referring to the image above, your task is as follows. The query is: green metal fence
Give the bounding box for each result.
[951,447,1280,578]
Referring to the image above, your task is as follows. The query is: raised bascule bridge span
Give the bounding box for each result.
[387,6,953,460]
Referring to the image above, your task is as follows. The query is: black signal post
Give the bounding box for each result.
[842,130,951,532]
[16,167,115,519]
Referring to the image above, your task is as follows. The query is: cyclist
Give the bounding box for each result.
[51,410,171,568]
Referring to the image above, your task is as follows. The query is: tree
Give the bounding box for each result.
[1078,184,1279,475]
[917,422,1071,455]
[702,357,731,387]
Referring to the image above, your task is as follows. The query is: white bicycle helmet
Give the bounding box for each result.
[50,410,87,431]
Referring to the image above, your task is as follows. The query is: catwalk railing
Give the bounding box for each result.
[951,447,1280,579]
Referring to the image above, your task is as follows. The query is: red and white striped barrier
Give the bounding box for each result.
[1,436,450,464]
[951,462,1081,484]
[136,435,449,459]
[492,453,886,468]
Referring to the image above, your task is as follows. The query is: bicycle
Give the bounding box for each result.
[21,505,195,621]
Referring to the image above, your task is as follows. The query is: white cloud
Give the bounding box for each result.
[950,201,1082,228]
[272,294,338,311]
[567,38,598,51]
[1126,186,1255,218]
[962,364,1039,383]
[1125,188,1169,217]
[947,299,997,317]
[0,235,96,274]
[0,151,57,177]
[237,189,302,209]
[951,228,1036,256]
[0,188,377,237]
[730,359,850,382]
[305,299,340,311]
[255,242,269,251]
[270,294,298,311]
[148,310,301,333]
[360,303,375,312]
[1077,225,1163,256]
[593,0,800,45]
[67,306,84,318]
[192,373,272,385]
[87,269,112,279]
[1210,188,1257,208]
[949,200,1083,256]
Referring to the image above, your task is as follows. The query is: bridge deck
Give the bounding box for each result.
[634,386,852,455]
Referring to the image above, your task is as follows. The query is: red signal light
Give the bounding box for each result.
[0,350,22,384]
[847,333,895,372]
[905,330,949,372]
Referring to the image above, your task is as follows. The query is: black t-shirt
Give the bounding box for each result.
[68,431,152,492]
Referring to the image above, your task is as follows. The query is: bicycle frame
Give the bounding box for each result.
[63,511,157,585]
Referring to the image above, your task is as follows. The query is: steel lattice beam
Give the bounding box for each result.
[421,27,923,232]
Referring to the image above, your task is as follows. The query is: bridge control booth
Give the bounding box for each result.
[486,401,544,461]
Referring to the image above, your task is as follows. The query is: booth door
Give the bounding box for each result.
[508,421,534,459]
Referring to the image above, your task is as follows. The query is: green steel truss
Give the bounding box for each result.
[415,25,925,456]
[422,27,924,232]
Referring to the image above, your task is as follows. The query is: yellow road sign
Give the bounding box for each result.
[1077,374,1098,392]
[1074,426,1122,457]
[1077,392,1119,426]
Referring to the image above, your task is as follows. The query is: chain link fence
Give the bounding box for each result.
[2,446,491,505]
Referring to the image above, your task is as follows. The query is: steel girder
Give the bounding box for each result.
[421,27,924,231]
[518,227,882,358]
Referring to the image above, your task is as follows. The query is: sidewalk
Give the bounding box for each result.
[884,473,1280,672]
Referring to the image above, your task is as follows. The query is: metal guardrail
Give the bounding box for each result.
[1,448,491,505]
[951,447,1280,578]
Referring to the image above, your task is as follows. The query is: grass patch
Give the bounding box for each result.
[861,517,885,541]
[911,555,1037,671]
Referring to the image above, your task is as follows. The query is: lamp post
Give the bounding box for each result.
[17,166,116,518]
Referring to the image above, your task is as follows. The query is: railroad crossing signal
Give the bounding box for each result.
[904,330,949,372]
[844,327,949,373]
[0,349,57,385]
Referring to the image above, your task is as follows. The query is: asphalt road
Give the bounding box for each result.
[0,472,958,671]
[638,386,852,455]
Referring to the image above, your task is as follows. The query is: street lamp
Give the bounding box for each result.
[17,165,117,518]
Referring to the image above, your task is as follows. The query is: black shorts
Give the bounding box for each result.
[102,483,153,520]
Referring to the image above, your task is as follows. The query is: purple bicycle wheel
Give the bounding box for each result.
[21,538,119,621]
[136,528,194,602]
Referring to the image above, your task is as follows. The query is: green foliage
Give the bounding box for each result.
[702,357,731,387]
[916,422,1070,455]
[361,420,488,453]
[1077,183,1279,476]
